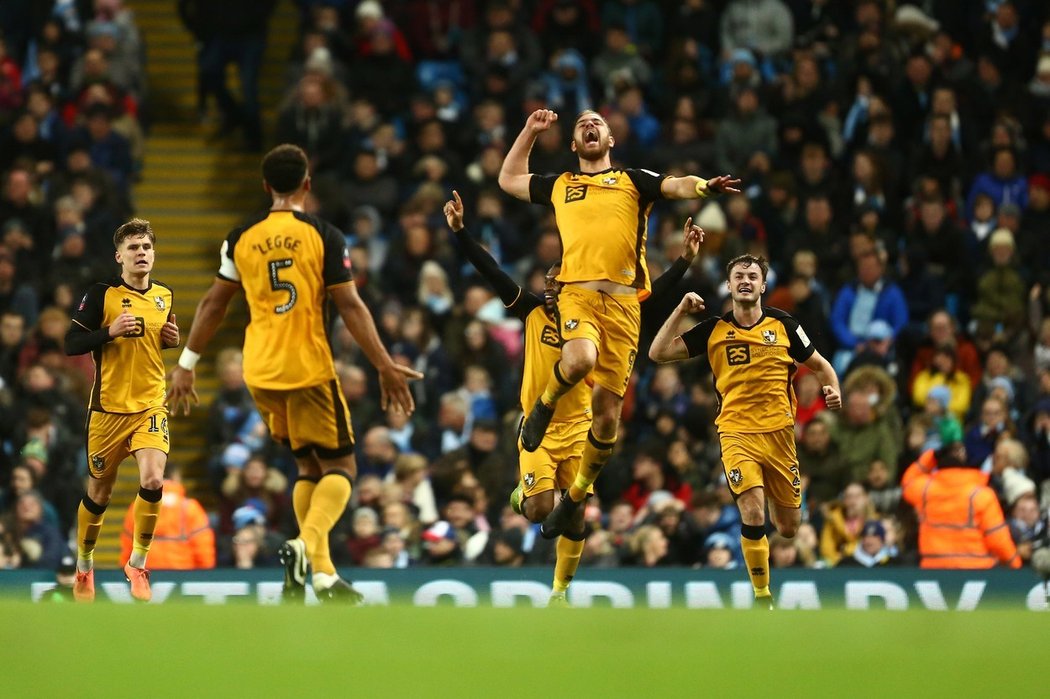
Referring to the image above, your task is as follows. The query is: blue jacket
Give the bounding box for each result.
[966,172,1028,221]
[830,279,909,349]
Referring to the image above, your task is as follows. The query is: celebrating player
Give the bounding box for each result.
[498,108,740,538]
[444,190,703,605]
[65,218,180,602]
[649,255,842,608]
[166,144,421,603]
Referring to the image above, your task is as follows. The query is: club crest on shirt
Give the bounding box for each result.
[602,176,618,185]
[762,329,777,344]
[728,468,743,487]
[154,295,165,311]
[524,472,535,488]
[564,319,579,331]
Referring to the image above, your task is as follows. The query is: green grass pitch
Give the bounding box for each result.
[2,601,1044,698]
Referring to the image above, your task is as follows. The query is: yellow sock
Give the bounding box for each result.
[540,361,576,407]
[740,525,770,597]
[292,477,317,527]
[568,431,615,502]
[130,487,163,568]
[292,477,328,568]
[553,536,585,593]
[76,497,107,571]
[300,472,352,576]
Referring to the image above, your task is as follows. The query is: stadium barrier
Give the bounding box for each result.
[3,568,1047,610]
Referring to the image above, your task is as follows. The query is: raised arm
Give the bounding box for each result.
[498,109,557,202]
[660,174,742,200]
[649,293,707,363]
[647,217,702,305]
[444,190,525,308]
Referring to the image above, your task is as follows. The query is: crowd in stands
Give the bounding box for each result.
[3,0,1050,573]
[0,0,144,570]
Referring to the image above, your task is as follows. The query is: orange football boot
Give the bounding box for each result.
[124,562,152,602]
[73,569,94,602]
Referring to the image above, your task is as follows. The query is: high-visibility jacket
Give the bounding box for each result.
[901,450,1021,569]
[121,481,215,569]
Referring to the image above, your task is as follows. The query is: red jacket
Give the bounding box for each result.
[901,450,1020,569]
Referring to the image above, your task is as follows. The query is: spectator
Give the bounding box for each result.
[965,396,1015,468]
[628,524,669,567]
[714,87,778,176]
[912,345,973,423]
[971,228,1027,342]
[797,415,844,508]
[834,385,900,483]
[829,251,908,374]
[389,453,439,525]
[0,463,59,528]
[820,482,873,566]
[120,468,215,570]
[620,448,692,514]
[901,417,1021,569]
[967,147,1028,218]
[218,453,288,535]
[835,520,899,567]
[1007,491,1043,564]
[908,309,983,392]
[10,490,66,569]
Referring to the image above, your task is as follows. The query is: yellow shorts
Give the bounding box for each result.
[248,380,355,458]
[557,285,640,397]
[719,427,801,508]
[86,406,169,480]
[518,419,592,497]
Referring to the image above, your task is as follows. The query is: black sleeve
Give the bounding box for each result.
[680,317,718,359]
[624,168,669,205]
[320,220,354,287]
[646,256,691,307]
[453,226,532,313]
[773,309,816,363]
[528,174,558,205]
[66,284,112,356]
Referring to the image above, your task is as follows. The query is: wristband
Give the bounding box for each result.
[178,348,200,371]
[694,178,709,198]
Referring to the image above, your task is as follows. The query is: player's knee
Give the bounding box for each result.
[736,495,765,526]
[560,356,593,383]
[523,491,554,522]
[776,521,798,538]
[140,474,164,491]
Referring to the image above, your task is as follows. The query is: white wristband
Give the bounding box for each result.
[178,348,200,371]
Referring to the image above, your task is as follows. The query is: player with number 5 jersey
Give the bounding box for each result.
[167,144,421,603]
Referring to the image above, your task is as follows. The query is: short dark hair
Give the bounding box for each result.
[725,254,769,281]
[113,218,154,248]
[262,144,309,195]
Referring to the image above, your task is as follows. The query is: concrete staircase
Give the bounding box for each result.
[93,0,297,566]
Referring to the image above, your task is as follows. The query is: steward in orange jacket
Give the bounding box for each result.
[901,418,1020,569]
[121,479,215,569]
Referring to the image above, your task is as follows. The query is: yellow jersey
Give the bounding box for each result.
[71,278,174,413]
[529,168,667,298]
[217,210,353,390]
[515,298,591,423]
[681,307,815,434]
